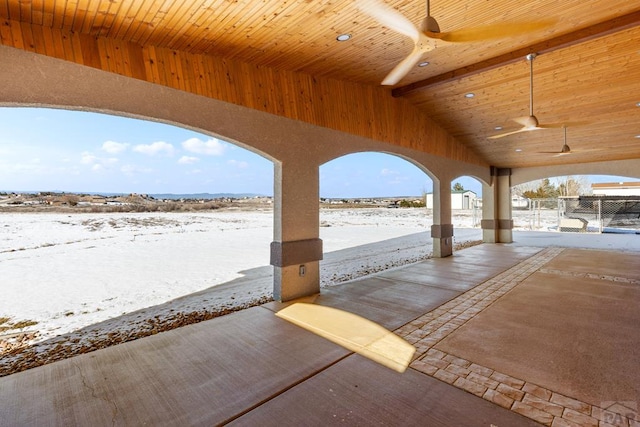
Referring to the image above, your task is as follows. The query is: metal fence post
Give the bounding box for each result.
[598,199,603,233]
[557,198,562,231]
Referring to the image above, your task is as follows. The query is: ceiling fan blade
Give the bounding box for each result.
[381,44,426,85]
[539,121,590,129]
[537,150,569,155]
[357,0,421,42]
[562,148,599,154]
[488,127,528,139]
[437,21,555,43]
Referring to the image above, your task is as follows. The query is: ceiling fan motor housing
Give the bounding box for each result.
[421,16,440,33]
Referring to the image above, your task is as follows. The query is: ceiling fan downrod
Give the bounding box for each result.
[562,126,571,152]
[423,0,440,33]
[527,53,537,117]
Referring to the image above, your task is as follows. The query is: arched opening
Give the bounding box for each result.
[318,152,481,285]
[320,152,431,245]
[0,107,276,356]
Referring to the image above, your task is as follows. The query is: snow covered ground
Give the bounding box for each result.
[0,206,561,375]
[0,207,562,342]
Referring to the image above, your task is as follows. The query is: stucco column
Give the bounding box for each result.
[481,179,499,243]
[271,159,322,301]
[481,167,513,243]
[431,178,453,257]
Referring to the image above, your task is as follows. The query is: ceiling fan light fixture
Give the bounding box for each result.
[336,34,351,42]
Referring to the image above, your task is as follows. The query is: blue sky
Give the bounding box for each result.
[0,107,634,197]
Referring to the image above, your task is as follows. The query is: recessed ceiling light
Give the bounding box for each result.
[464,93,475,98]
[635,135,640,139]
[515,148,523,152]
[336,34,351,42]
[636,102,640,107]
[418,61,430,67]
[494,126,503,131]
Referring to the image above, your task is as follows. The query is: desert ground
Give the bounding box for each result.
[0,206,556,375]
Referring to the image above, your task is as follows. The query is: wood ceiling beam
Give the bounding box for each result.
[392,9,640,97]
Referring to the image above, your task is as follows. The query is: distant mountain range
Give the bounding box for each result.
[3,191,425,200]
[1,191,268,200]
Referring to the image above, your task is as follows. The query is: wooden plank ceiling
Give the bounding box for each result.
[1,0,639,170]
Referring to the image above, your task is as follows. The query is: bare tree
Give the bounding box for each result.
[514,176,592,198]
[554,175,591,197]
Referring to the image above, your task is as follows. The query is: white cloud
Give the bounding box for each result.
[80,152,118,171]
[227,159,249,169]
[81,152,98,165]
[182,137,226,156]
[380,168,399,177]
[178,155,200,165]
[102,140,129,154]
[133,141,175,156]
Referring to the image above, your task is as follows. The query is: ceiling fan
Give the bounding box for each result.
[539,126,573,156]
[488,53,555,139]
[358,0,552,86]
[538,126,596,157]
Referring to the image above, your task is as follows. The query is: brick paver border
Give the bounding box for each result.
[395,248,639,427]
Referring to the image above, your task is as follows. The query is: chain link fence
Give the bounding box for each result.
[561,196,640,233]
[558,197,600,232]
[471,198,482,227]
[517,198,560,231]
[471,196,640,233]
[472,198,561,230]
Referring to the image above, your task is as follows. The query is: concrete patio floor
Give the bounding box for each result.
[1,238,639,426]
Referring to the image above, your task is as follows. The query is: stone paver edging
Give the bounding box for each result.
[396,248,639,427]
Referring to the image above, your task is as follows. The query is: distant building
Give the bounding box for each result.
[425,190,477,210]
[591,182,640,196]
[511,195,529,209]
